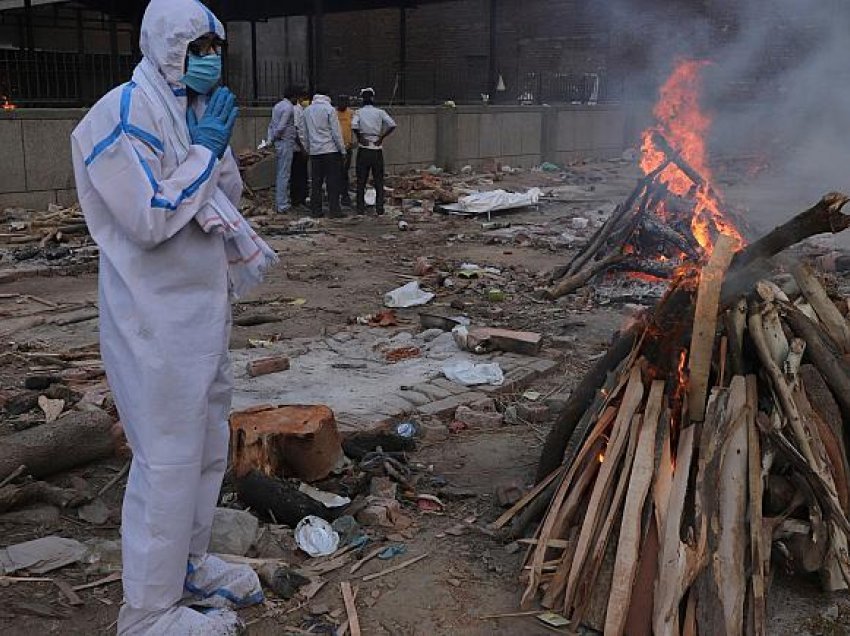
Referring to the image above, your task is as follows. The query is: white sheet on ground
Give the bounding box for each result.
[441,188,541,215]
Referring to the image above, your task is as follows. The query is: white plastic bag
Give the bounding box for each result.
[442,360,504,386]
[384,281,435,308]
[295,516,340,558]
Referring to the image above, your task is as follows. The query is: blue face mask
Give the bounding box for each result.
[181,52,222,95]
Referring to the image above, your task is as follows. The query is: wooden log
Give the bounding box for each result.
[604,381,663,635]
[561,367,644,615]
[625,513,660,636]
[536,325,640,481]
[0,410,115,482]
[558,165,668,281]
[229,405,343,482]
[689,234,736,422]
[715,377,749,636]
[653,424,701,636]
[746,376,767,636]
[545,251,627,300]
[572,414,642,623]
[731,193,850,271]
[0,481,85,513]
[235,471,339,527]
[781,306,850,431]
[788,259,850,353]
[523,406,617,607]
[761,302,790,368]
[340,581,361,636]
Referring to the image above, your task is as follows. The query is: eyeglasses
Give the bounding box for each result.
[188,35,224,57]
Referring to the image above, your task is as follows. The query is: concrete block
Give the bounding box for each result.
[0,190,56,210]
[408,113,437,164]
[396,389,431,407]
[527,358,560,376]
[411,382,451,401]
[383,114,410,167]
[22,119,76,191]
[501,367,537,393]
[456,113,480,160]
[478,112,500,158]
[416,391,486,418]
[454,405,503,429]
[429,377,467,394]
[421,420,449,442]
[0,120,26,193]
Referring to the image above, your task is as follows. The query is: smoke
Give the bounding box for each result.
[609,0,850,227]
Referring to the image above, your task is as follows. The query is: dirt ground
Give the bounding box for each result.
[2,159,850,635]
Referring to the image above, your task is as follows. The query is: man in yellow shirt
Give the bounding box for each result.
[336,95,354,207]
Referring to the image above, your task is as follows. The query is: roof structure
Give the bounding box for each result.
[49,0,451,22]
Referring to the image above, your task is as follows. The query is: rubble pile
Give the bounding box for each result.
[0,204,96,268]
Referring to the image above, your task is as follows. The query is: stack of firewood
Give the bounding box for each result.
[502,193,850,634]
[1,203,88,247]
[545,132,748,300]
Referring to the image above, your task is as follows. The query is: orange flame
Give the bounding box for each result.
[2,95,15,111]
[640,60,744,255]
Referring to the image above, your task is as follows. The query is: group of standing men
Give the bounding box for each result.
[268,88,397,218]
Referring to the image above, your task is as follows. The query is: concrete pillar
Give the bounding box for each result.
[436,107,458,172]
[541,106,558,164]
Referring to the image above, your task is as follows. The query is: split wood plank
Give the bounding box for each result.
[523,404,619,607]
[746,376,767,636]
[540,452,601,608]
[715,376,749,636]
[605,380,663,635]
[54,579,84,606]
[340,582,360,636]
[560,366,645,614]
[789,259,850,353]
[361,554,428,582]
[72,572,122,592]
[653,424,700,636]
[689,233,736,422]
[625,514,660,636]
[572,413,643,624]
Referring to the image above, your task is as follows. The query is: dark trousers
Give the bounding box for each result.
[310,152,343,217]
[356,148,385,214]
[341,149,353,205]
[290,151,309,206]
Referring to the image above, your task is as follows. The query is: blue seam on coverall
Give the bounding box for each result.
[184,562,265,607]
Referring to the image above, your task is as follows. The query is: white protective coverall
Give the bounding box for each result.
[70,0,274,633]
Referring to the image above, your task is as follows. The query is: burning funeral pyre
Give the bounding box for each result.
[547,60,748,300]
[501,60,850,635]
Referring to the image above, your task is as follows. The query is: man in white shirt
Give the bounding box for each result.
[302,91,346,218]
[352,88,396,216]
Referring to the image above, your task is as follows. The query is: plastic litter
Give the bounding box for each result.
[396,421,420,438]
[488,288,506,302]
[442,360,504,387]
[384,281,435,308]
[378,545,407,560]
[365,188,377,206]
[294,516,340,558]
[1,536,87,574]
[539,162,561,172]
[299,484,352,508]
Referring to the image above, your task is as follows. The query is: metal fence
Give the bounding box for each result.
[0,49,137,107]
[0,48,622,107]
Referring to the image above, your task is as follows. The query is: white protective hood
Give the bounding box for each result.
[140,0,225,86]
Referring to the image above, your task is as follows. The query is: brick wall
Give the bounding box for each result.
[319,0,614,105]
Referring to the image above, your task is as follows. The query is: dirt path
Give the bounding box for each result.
[2,160,847,635]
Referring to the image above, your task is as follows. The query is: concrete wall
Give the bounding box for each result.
[0,104,633,208]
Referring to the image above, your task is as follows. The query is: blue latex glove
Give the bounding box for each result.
[187,87,239,158]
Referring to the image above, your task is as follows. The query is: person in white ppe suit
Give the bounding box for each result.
[70,1,277,633]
